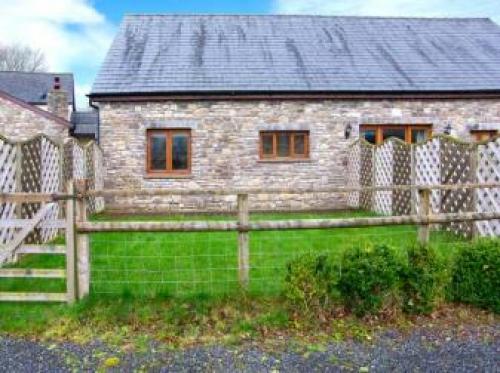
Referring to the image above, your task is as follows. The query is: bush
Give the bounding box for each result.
[401,244,447,314]
[451,240,500,313]
[284,254,338,312]
[338,245,401,316]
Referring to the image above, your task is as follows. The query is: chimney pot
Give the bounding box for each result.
[54,76,61,90]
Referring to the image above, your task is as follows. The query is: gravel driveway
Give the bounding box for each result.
[0,325,498,372]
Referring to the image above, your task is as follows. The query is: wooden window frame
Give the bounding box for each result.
[259,131,310,160]
[360,124,432,145]
[470,130,498,142]
[146,129,191,177]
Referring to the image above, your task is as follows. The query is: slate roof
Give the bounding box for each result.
[91,15,500,96]
[71,110,98,139]
[0,72,74,105]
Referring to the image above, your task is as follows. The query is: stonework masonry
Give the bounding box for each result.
[0,96,69,142]
[96,98,500,212]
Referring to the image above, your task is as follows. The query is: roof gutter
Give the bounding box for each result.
[89,89,500,102]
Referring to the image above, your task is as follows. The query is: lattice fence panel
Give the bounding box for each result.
[20,136,42,243]
[73,141,86,180]
[0,137,18,246]
[85,143,96,214]
[373,140,394,215]
[392,140,412,216]
[440,138,474,238]
[92,143,105,213]
[359,142,373,210]
[476,137,500,237]
[346,141,360,208]
[40,137,61,242]
[415,137,441,215]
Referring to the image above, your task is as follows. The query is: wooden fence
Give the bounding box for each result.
[0,135,105,251]
[1,183,500,303]
[346,135,500,238]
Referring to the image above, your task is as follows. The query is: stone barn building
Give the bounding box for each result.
[89,15,500,212]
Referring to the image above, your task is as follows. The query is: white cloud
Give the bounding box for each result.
[0,0,115,108]
[274,0,500,23]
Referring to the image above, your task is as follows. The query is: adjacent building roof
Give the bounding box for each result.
[0,71,75,105]
[91,15,500,96]
[70,110,98,139]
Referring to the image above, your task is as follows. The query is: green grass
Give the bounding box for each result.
[0,210,466,298]
[0,210,486,340]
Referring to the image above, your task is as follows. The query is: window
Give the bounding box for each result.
[259,131,309,160]
[146,129,191,176]
[360,125,431,145]
[470,130,498,142]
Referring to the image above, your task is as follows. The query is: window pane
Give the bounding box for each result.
[150,134,166,170]
[361,129,376,144]
[277,133,290,157]
[172,134,189,170]
[262,134,274,155]
[411,129,428,144]
[382,128,405,142]
[294,134,305,155]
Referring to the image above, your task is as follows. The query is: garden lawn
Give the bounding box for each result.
[0,210,466,298]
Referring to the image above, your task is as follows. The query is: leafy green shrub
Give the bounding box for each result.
[401,244,447,314]
[284,254,338,312]
[452,240,500,313]
[339,245,401,316]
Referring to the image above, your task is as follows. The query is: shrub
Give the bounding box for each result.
[339,245,401,316]
[284,254,338,312]
[452,240,500,313]
[401,244,447,314]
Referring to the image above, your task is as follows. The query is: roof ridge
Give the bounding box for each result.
[122,13,493,21]
[0,71,73,75]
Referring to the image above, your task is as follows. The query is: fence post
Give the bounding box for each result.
[237,193,249,288]
[75,179,90,299]
[65,180,77,303]
[418,188,430,245]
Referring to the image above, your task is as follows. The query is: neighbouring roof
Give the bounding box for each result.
[91,15,500,96]
[71,110,98,139]
[0,71,75,105]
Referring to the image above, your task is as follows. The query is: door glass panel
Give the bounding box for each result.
[411,129,428,144]
[294,134,305,155]
[172,133,188,170]
[382,128,405,142]
[361,129,376,144]
[262,134,274,156]
[150,134,167,170]
[277,133,290,157]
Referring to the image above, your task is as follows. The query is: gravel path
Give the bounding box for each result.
[0,325,498,372]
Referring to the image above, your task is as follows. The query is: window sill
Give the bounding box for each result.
[144,174,193,179]
[258,159,312,164]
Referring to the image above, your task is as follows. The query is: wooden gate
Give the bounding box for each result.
[0,185,82,303]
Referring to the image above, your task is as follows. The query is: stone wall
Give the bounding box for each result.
[97,98,500,212]
[0,96,69,142]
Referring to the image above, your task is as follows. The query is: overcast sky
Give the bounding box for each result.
[0,0,499,108]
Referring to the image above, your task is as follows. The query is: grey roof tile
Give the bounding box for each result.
[0,72,74,104]
[91,15,500,94]
[71,110,98,138]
